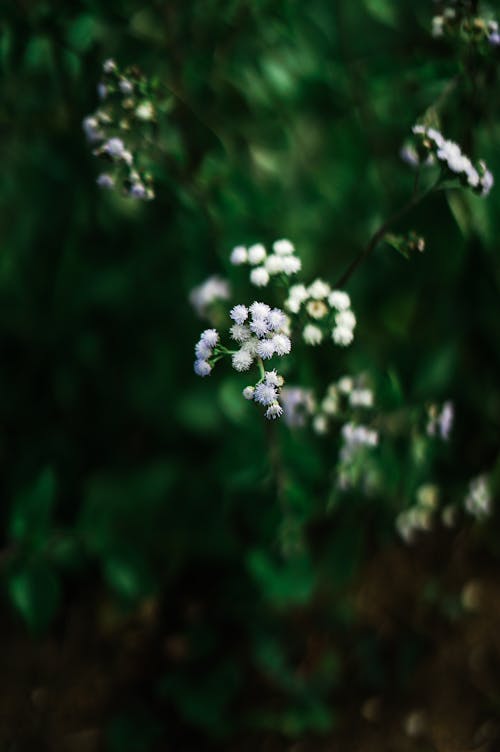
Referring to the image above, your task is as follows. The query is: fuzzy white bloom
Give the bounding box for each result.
[96,173,115,189]
[332,325,354,346]
[464,475,492,519]
[82,116,104,143]
[247,243,267,265]
[129,182,147,199]
[195,340,213,359]
[328,290,351,311]
[321,395,338,415]
[337,376,353,394]
[349,388,374,408]
[200,328,219,348]
[271,334,291,356]
[265,402,283,419]
[335,310,356,330]
[341,422,378,448]
[431,15,444,38]
[232,349,254,372]
[243,386,255,400]
[230,304,249,325]
[230,324,251,343]
[249,317,270,338]
[194,359,212,377]
[230,245,248,265]
[189,276,231,318]
[308,279,331,300]
[285,284,309,313]
[273,239,295,255]
[103,58,117,73]
[281,256,301,275]
[103,137,126,158]
[265,370,284,387]
[256,339,276,359]
[119,78,134,94]
[250,266,270,287]
[303,324,323,345]
[135,101,155,121]
[241,337,259,355]
[254,382,278,406]
[280,387,315,427]
[249,302,271,319]
[267,308,287,331]
[313,413,329,435]
[265,254,285,275]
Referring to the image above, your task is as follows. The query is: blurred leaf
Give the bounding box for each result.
[9,467,56,548]
[7,561,61,634]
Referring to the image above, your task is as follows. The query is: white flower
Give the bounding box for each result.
[189,276,231,317]
[337,376,353,394]
[249,317,270,338]
[249,302,271,319]
[103,59,117,73]
[265,370,284,387]
[122,150,133,166]
[281,256,301,275]
[328,290,351,311]
[273,239,294,255]
[280,387,315,427]
[308,279,331,300]
[230,305,249,325]
[248,243,267,265]
[129,182,147,199]
[332,325,354,346]
[103,137,126,158]
[254,382,278,406]
[335,310,356,330]
[230,245,248,265]
[271,334,291,355]
[256,340,276,359]
[265,254,285,275]
[96,173,114,189]
[119,78,134,94]
[464,475,492,519]
[267,308,287,331]
[250,266,270,287]
[194,359,212,377]
[349,389,374,408]
[200,329,219,348]
[97,82,108,99]
[243,386,255,400]
[241,337,259,355]
[313,414,329,435]
[321,395,338,415]
[286,284,309,313]
[230,324,251,343]
[135,101,155,121]
[195,340,213,359]
[265,402,283,419]
[82,116,103,143]
[303,324,323,345]
[232,349,254,372]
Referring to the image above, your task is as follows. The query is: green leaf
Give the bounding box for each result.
[9,467,56,548]
[7,561,61,634]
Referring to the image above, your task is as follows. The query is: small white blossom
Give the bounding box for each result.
[243,386,255,400]
[249,317,270,338]
[328,290,351,311]
[250,266,270,287]
[194,359,212,377]
[119,78,134,94]
[189,276,231,318]
[254,382,278,406]
[247,243,267,265]
[350,389,374,408]
[103,59,117,74]
[135,101,155,121]
[230,304,249,325]
[265,254,285,275]
[303,324,323,346]
[265,402,283,419]
[273,239,294,255]
[306,300,328,320]
[83,116,104,143]
[230,324,251,343]
[313,414,329,435]
[271,334,291,355]
[280,256,301,275]
[338,377,353,394]
[464,475,492,519]
[332,325,354,346]
[195,340,212,359]
[265,370,284,387]
[200,328,219,348]
[96,173,114,189]
[335,310,356,330]
[103,137,126,159]
[230,245,248,265]
[232,349,254,372]
[308,279,331,300]
[256,340,276,359]
[267,308,287,331]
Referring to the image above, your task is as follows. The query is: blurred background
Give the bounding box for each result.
[1,1,500,749]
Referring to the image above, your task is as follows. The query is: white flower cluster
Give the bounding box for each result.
[189,276,231,319]
[285,280,356,347]
[230,239,301,288]
[243,369,286,420]
[83,59,155,201]
[432,6,500,46]
[280,387,316,428]
[336,422,379,491]
[229,302,291,371]
[464,475,492,519]
[193,328,219,377]
[396,483,439,543]
[192,302,292,420]
[412,124,494,196]
[426,401,454,441]
[312,375,374,435]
